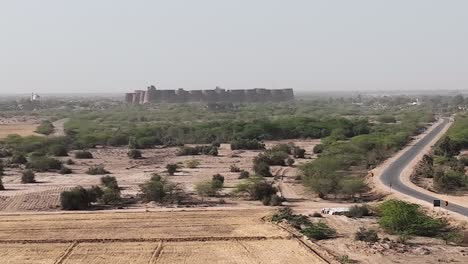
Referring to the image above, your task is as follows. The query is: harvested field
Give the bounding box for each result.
[0,243,70,264]
[0,209,329,264]
[0,123,41,138]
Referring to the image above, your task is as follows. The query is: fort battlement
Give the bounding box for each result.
[125,86,294,104]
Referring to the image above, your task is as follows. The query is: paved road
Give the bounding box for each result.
[380,118,468,217]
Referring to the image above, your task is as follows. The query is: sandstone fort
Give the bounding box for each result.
[125,86,294,104]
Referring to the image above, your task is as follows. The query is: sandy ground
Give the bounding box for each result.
[0,116,41,138]
[51,118,68,136]
[0,139,319,212]
[0,209,329,264]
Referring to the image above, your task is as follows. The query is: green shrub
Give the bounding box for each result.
[433,169,466,192]
[35,120,55,135]
[140,174,174,203]
[101,187,121,204]
[239,170,250,179]
[253,182,277,200]
[230,139,265,150]
[346,204,371,218]
[378,200,445,236]
[100,175,119,191]
[355,227,379,242]
[257,151,288,166]
[166,164,178,175]
[253,161,272,177]
[75,151,93,159]
[196,175,224,197]
[59,165,72,174]
[176,145,218,156]
[301,222,336,240]
[60,186,101,210]
[27,157,62,172]
[10,153,27,164]
[230,164,241,172]
[48,144,68,157]
[127,149,142,159]
[271,144,293,154]
[21,169,36,183]
[271,207,310,229]
[377,115,397,123]
[459,156,468,166]
[312,144,324,154]
[86,165,110,175]
[212,174,225,184]
[293,147,306,158]
[286,157,295,166]
[0,149,12,158]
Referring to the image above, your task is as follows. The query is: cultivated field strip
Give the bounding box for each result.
[0,210,329,263]
[0,240,327,264]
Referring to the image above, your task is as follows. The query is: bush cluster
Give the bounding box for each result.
[26,156,62,172]
[176,145,218,156]
[21,169,36,183]
[196,174,225,197]
[272,207,336,240]
[75,151,93,159]
[86,165,110,175]
[230,139,265,150]
[60,186,102,210]
[127,149,142,159]
[35,120,55,135]
[378,200,445,236]
[139,174,180,204]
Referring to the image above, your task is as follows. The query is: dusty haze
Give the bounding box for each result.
[0,0,467,94]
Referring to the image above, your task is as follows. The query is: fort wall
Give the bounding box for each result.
[125,86,294,104]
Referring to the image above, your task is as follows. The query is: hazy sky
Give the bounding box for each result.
[1,0,467,94]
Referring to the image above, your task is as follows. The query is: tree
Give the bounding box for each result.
[253,161,272,177]
[339,178,366,198]
[436,137,460,157]
[140,175,179,204]
[166,164,178,175]
[378,200,444,236]
[21,170,36,183]
[286,157,295,166]
[60,186,101,210]
[293,147,306,158]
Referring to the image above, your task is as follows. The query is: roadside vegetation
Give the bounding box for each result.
[412,114,468,192]
[301,109,435,199]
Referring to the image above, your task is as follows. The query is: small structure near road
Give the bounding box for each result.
[321,207,350,215]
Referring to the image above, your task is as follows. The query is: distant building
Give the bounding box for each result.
[125,86,294,104]
[31,93,41,102]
